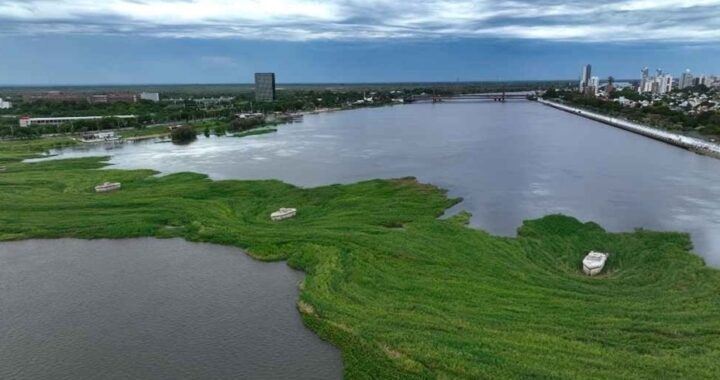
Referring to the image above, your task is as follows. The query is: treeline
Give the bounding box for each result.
[0,116,143,139]
[0,83,552,139]
[544,89,720,136]
[0,99,232,121]
[198,117,266,137]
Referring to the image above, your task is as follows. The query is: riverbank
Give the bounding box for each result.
[539,98,720,158]
[233,126,277,138]
[2,139,720,379]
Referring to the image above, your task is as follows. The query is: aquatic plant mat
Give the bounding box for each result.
[1,138,719,379]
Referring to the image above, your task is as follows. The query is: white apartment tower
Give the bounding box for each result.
[656,74,673,95]
[679,69,694,89]
[589,76,600,95]
[639,67,649,93]
[638,67,673,94]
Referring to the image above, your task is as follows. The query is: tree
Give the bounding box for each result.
[170,125,197,144]
[542,88,559,99]
[230,117,263,132]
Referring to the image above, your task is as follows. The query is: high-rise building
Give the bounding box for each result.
[589,76,600,95]
[704,75,718,87]
[679,69,694,89]
[639,67,649,93]
[639,73,655,93]
[696,75,708,86]
[579,64,592,93]
[637,68,674,95]
[655,74,673,95]
[254,73,276,102]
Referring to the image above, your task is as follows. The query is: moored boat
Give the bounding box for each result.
[271,208,297,221]
[95,182,122,193]
[582,251,608,276]
[81,131,121,143]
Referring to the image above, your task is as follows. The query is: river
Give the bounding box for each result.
[0,238,342,379]
[37,100,720,266]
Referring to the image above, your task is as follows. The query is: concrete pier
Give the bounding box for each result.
[538,99,720,158]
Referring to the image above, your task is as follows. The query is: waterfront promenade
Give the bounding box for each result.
[538,98,720,158]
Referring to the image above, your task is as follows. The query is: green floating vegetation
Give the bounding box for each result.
[233,126,278,138]
[1,143,720,379]
[0,137,78,164]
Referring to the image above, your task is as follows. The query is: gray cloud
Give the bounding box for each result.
[0,0,719,42]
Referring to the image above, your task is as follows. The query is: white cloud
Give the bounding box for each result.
[0,0,719,42]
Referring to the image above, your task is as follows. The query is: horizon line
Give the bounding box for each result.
[0,79,602,89]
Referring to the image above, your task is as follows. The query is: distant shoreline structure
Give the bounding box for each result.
[539,98,720,159]
[0,79,610,90]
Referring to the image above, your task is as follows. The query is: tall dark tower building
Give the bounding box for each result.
[254,73,276,102]
[579,64,592,93]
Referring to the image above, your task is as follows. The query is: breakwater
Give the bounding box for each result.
[538,98,720,158]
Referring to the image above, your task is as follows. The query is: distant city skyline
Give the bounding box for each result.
[0,1,719,85]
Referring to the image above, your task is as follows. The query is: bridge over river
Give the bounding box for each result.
[407,92,538,103]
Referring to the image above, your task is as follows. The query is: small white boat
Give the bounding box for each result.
[0,166,6,172]
[95,182,122,193]
[81,132,121,143]
[582,251,609,276]
[271,208,297,221]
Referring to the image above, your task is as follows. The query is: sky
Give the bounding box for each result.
[0,0,719,85]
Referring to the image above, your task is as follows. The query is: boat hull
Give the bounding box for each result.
[270,208,297,221]
[95,183,122,193]
[582,251,608,276]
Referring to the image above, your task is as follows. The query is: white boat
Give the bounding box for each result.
[95,182,122,193]
[271,208,297,221]
[81,132,121,143]
[0,166,6,172]
[582,251,609,276]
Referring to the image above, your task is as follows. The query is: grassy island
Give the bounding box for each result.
[1,139,720,379]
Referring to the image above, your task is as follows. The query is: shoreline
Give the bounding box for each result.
[3,130,720,378]
[538,98,720,159]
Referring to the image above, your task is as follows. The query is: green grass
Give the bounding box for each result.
[233,126,278,138]
[1,141,720,379]
[119,120,226,139]
[119,124,173,138]
[0,137,77,164]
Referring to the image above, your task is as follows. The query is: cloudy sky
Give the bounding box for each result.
[0,0,718,84]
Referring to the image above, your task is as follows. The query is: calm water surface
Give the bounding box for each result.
[0,238,342,379]
[39,101,720,265]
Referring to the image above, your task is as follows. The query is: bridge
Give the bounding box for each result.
[406,92,535,103]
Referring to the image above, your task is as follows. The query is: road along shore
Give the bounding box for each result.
[538,98,720,159]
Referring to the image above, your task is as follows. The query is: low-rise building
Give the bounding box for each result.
[0,98,11,109]
[23,91,139,104]
[140,92,160,102]
[88,93,138,104]
[23,91,85,102]
[235,112,264,119]
[19,115,137,128]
